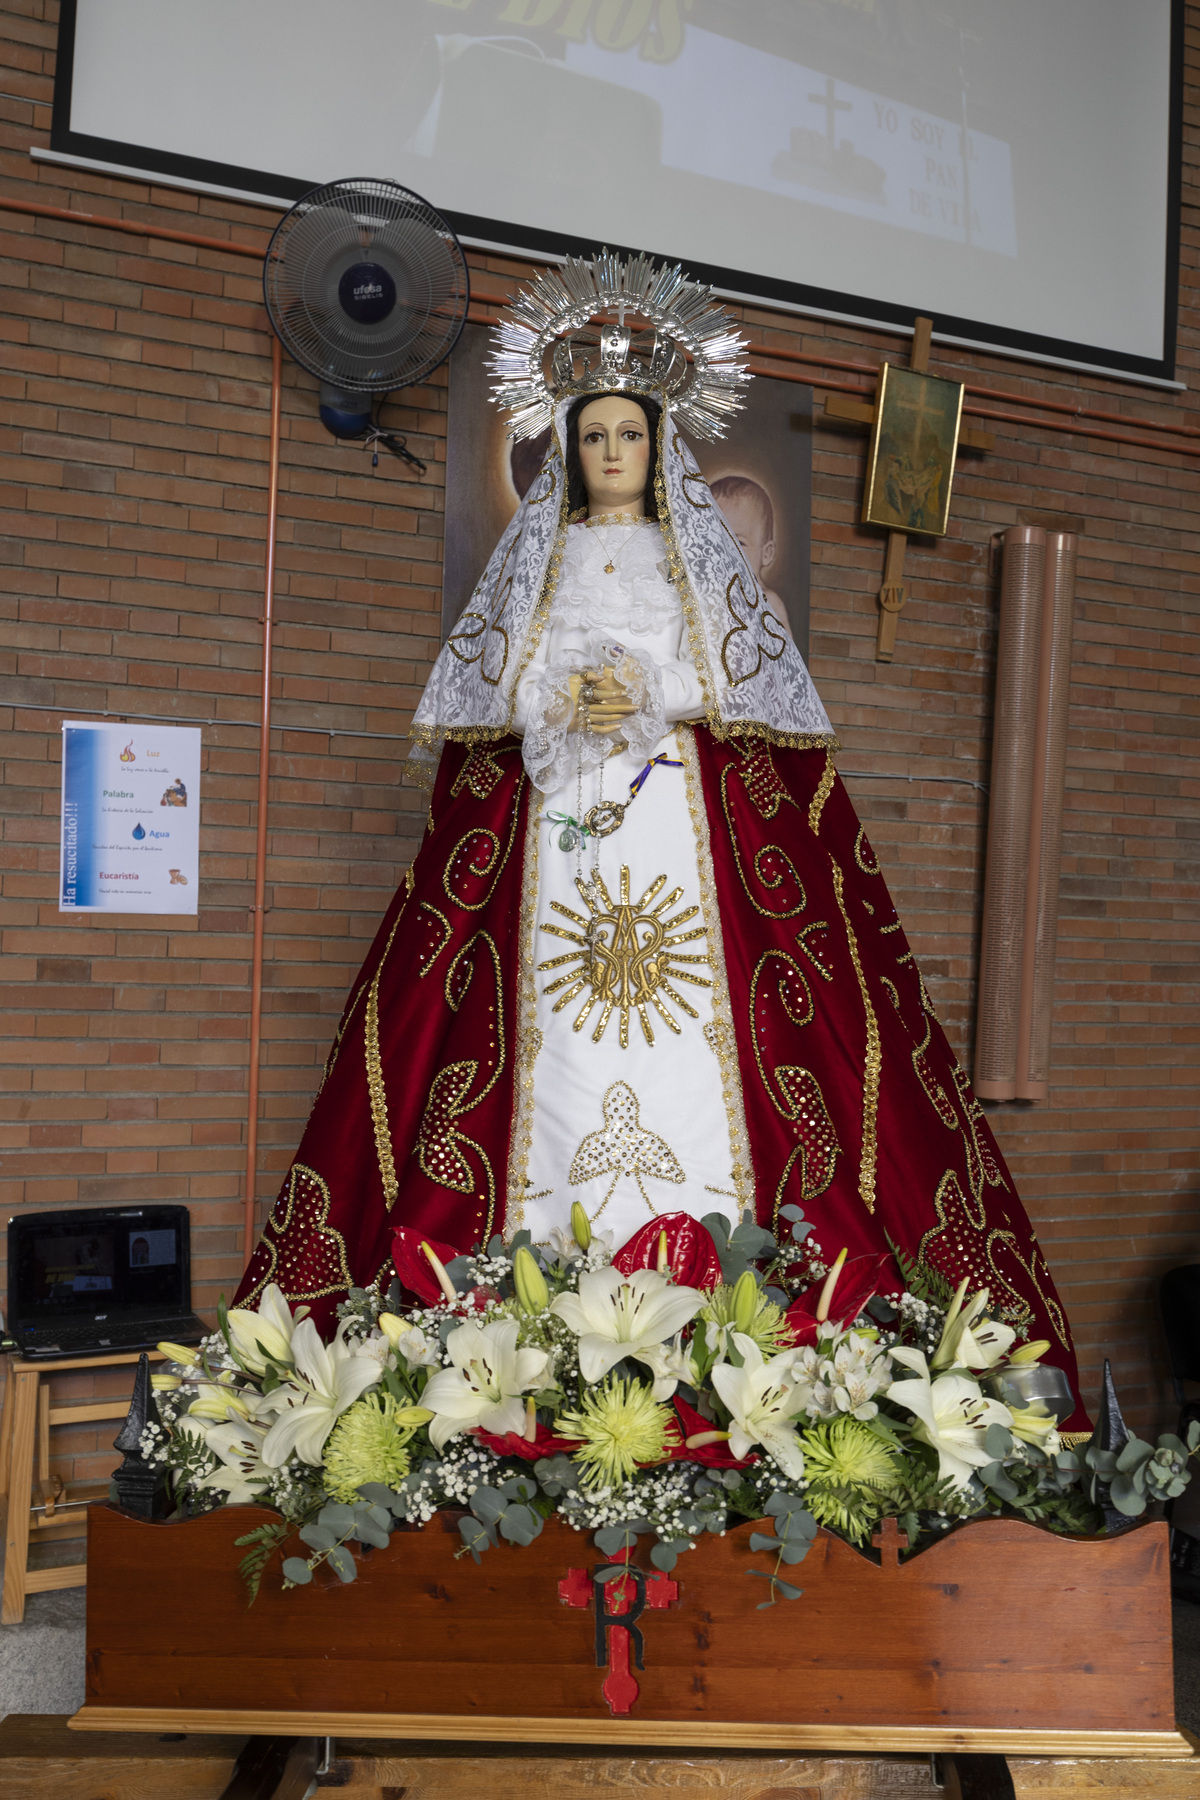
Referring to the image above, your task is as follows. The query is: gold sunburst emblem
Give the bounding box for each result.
[539,867,710,1048]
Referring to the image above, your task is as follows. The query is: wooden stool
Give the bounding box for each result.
[0,1351,163,1625]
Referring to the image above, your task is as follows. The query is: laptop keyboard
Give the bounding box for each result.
[17,1314,208,1359]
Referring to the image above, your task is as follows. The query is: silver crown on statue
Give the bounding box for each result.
[488,250,752,442]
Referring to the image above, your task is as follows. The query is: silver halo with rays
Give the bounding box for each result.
[488,250,752,442]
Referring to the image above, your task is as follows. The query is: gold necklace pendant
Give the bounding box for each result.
[538,867,711,1048]
[604,560,615,575]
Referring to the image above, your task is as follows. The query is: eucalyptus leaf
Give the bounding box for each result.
[299,1523,336,1554]
[459,1516,493,1555]
[281,1557,313,1585]
[353,1518,390,1550]
[499,1504,543,1545]
[470,1486,507,1526]
[651,1543,679,1572]
[778,1541,810,1566]
[327,1544,357,1583]
[748,1532,781,1554]
[984,1423,1013,1460]
[774,1578,803,1601]
[317,1502,356,1534]
[1109,1472,1146,1516]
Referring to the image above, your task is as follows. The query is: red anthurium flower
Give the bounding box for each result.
[670,1393,758,1468]
[474,1424,573,1462]
[784,1250,896,1344]
[612,1214,723,1290]
[391,1225,467,1306]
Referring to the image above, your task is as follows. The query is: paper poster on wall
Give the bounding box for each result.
[59,722,200,914]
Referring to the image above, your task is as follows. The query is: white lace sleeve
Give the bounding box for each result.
[521,651,596,793]
[607,646,667,764]
[520,639,669,793]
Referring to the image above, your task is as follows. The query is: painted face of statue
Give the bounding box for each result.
[576,395,651,517]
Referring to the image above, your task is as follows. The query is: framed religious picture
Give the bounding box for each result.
[443,324,813,661]
[861,363,964,538]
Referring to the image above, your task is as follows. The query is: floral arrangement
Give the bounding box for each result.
[146,1206,1197,1605]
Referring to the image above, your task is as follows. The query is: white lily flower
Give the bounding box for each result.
[887,1345,1013,1487]
[226,1283,309,1376]
[550,1267,703,1393]
[546,1222,616,1263]
[709,1333,808,1478]
[193,1416,273,1506]
[954,1314,1017,1371]
[422,1317,552,1450]
[636,1330,704,1401]
[792,1330,892,1421]
[257,1318,383,1468]
[379,1317,441,1370]
[930,1286,1015,1373]
[187,1368,260,1424]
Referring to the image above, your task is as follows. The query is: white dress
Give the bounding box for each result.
[509,519,744,1248]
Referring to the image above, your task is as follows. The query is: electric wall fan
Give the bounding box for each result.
[263,177,469,464]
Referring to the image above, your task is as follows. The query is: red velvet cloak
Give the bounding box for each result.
[236,730,1083,1425]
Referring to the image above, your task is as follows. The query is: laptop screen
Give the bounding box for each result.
[8,1206,191,1324]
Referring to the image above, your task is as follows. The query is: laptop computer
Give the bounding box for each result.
[7,1205,209,1360]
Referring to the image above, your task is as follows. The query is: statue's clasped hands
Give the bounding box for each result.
[570,665,636,737]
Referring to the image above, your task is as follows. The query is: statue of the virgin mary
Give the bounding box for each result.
[236,254,1083,1425]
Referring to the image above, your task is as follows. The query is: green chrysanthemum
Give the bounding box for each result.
[700,1283,794,1354]
[556,1378,680,1490]
[322,1395,414,1503]
[799,1416,901,1544]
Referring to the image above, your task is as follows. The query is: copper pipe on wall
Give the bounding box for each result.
[0,193,265,258]
[243,335,284,1266]
[975,527,1078,1102]
[1021,532,1078,1097]
[4,199,1197,458]
[468,283,1200,445]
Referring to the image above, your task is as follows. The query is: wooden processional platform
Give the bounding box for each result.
[1,1718,1198,1800]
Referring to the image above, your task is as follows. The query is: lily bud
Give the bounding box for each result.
[524,1395,538,1442]
[731,1270,759,1334]
[377,1312,406,1347]
[815,1247,848,1323]
[1007,1338,1052,1366]
[393,1405,435,1428]
[421,1240,459,1304]
[570,1201,592,1253]
[657,1229,670,1274]
[512,1245,550,1314]
[157,1340,200,1366]
[150,1373,181,1391]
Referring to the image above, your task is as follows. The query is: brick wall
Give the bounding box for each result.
[0,0,1197,1499]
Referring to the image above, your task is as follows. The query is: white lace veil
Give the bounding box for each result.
[409,396,835,780]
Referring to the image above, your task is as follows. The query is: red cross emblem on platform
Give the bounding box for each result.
[559,1564,679,1715]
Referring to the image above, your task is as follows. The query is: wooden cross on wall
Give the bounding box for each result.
[824,317,995,662]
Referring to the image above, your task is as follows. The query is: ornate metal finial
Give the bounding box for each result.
[488,250,751,442]
[1091,1357,1135,1535]
[111,1350,164,1519]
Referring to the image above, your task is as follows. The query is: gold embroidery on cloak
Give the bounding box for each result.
[238,1164,352,1308]
[832,863,881,1215]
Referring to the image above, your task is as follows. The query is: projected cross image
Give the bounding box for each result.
[559,29,1016,254]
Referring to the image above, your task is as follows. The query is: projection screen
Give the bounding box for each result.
[48,0,1182,381]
